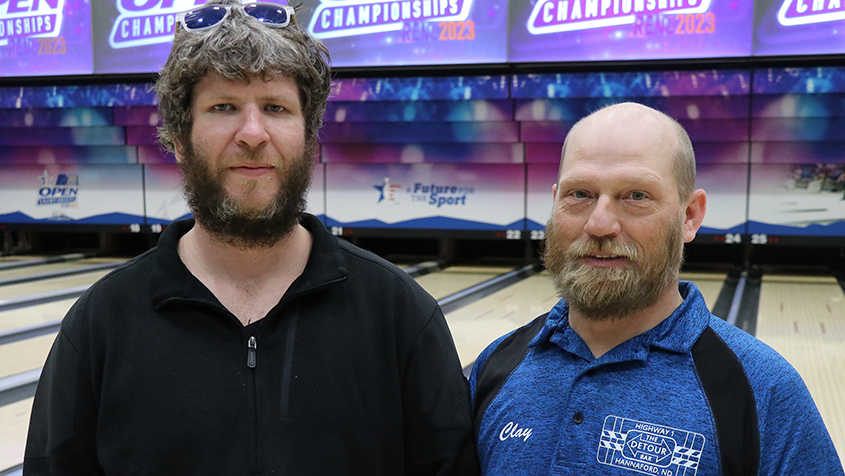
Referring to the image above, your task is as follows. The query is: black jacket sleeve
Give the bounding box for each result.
[24,298,104,475]
[402,306,480,476]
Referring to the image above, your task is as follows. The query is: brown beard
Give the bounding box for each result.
[543,213,684,321]
[178,142,312,249]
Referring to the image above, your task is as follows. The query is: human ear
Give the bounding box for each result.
[174,141,186,164]
[682,189,707,243]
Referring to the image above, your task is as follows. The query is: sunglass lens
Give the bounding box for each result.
[244,3,290,25]
[183,5,227,30]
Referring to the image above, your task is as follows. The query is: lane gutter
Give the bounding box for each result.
[0,261,124,287]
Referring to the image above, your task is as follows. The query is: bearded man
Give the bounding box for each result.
[469,102,843,476]
[24,1,477,474]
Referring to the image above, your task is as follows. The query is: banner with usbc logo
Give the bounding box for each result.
[508,0,753,62]
[0,164,145,224]
[325,163,524,229]
[0,0,93,77]
[298,0,507,67]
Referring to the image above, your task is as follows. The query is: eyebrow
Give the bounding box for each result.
[201,93,294,102]
[559,173,663,189]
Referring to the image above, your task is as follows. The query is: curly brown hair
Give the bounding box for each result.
[155,0,331,154]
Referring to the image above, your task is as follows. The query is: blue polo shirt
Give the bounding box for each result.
[470,282,844,475]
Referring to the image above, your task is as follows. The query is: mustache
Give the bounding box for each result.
[219,149,279,168]
[565,238,640,260]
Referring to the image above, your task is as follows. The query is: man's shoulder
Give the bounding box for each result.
[89,248,158,292]
[704,316,811,403]
[705,316,786,366]
[469,315,548,396]
[335,239,426,289]
[58,247,161,341]
[66,247,160,319]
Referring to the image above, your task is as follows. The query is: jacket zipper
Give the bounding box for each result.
[248,336,257,368]
[247,335,260,474]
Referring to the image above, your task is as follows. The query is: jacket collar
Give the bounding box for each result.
[530,282,711,364]
[150,214,348,310]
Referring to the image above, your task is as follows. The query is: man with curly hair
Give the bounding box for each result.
[24,2,477,474]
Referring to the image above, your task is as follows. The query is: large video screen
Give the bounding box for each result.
[753,0,845,56]
[93,0,294,74]
[92,0,184,74]
[508,0,754,62]
[0,0,93,77]
[297,0,508,67]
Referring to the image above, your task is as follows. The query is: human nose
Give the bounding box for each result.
[234,105,270,149]
[583,195,621,238]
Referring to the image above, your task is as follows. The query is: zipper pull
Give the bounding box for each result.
[247,336,257,368]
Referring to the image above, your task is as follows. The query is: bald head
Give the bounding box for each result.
[560,102,696,201]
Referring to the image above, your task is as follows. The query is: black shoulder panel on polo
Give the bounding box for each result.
[473,314,548,440]
[691,326,760,476]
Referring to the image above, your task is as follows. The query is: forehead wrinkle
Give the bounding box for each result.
[194,76,300,104]
[560,166,665,190]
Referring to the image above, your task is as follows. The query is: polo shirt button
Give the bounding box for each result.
[573,412,584,424]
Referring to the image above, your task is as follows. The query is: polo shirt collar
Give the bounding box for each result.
[530,281,711,364]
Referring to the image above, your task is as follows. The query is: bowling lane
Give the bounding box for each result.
[0,255,40,263]
[755,274,845,464]
[0,270,111,301]
[415,266,514,300]
[0,257,122,283]
[679,271,726,309]
[444,272,557,368]
[0,335,56,380]
[446,270,729,368]
[0,299,75,334]
[0,398,31,473]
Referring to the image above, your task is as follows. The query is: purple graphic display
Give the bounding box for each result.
[298,0,507,67]
[509,0,753,63]
[526,163,557,230]
[93,0,196,74]
[753,67,845,95]
[0,107,112,127]
[753,0,845,55]
[747,67,845,238]
[0,83,156,108]
[322,143,523,163]
[512,70,750,98]
[321,121,519,143]
[515,95,749,120]
[93,0,290,74]
[0,0,93,76]
[113,106,159,125]
[331,76,509,101]
[325,99,513,122]
[0,146,138,164]
[0,126,124,145]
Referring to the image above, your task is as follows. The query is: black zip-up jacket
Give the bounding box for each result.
[24,215,478,475]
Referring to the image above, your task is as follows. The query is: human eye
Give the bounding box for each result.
[572,190,590,199]
[630,191,647,201]
[266,104,285,113]
[212,103,232,112]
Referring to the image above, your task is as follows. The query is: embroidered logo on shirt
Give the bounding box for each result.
[499,421,533,442]
[597,416,705,475]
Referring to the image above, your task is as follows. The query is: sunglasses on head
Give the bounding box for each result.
[176,2,296,32]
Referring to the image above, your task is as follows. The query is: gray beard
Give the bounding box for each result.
[543,215,684,321]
